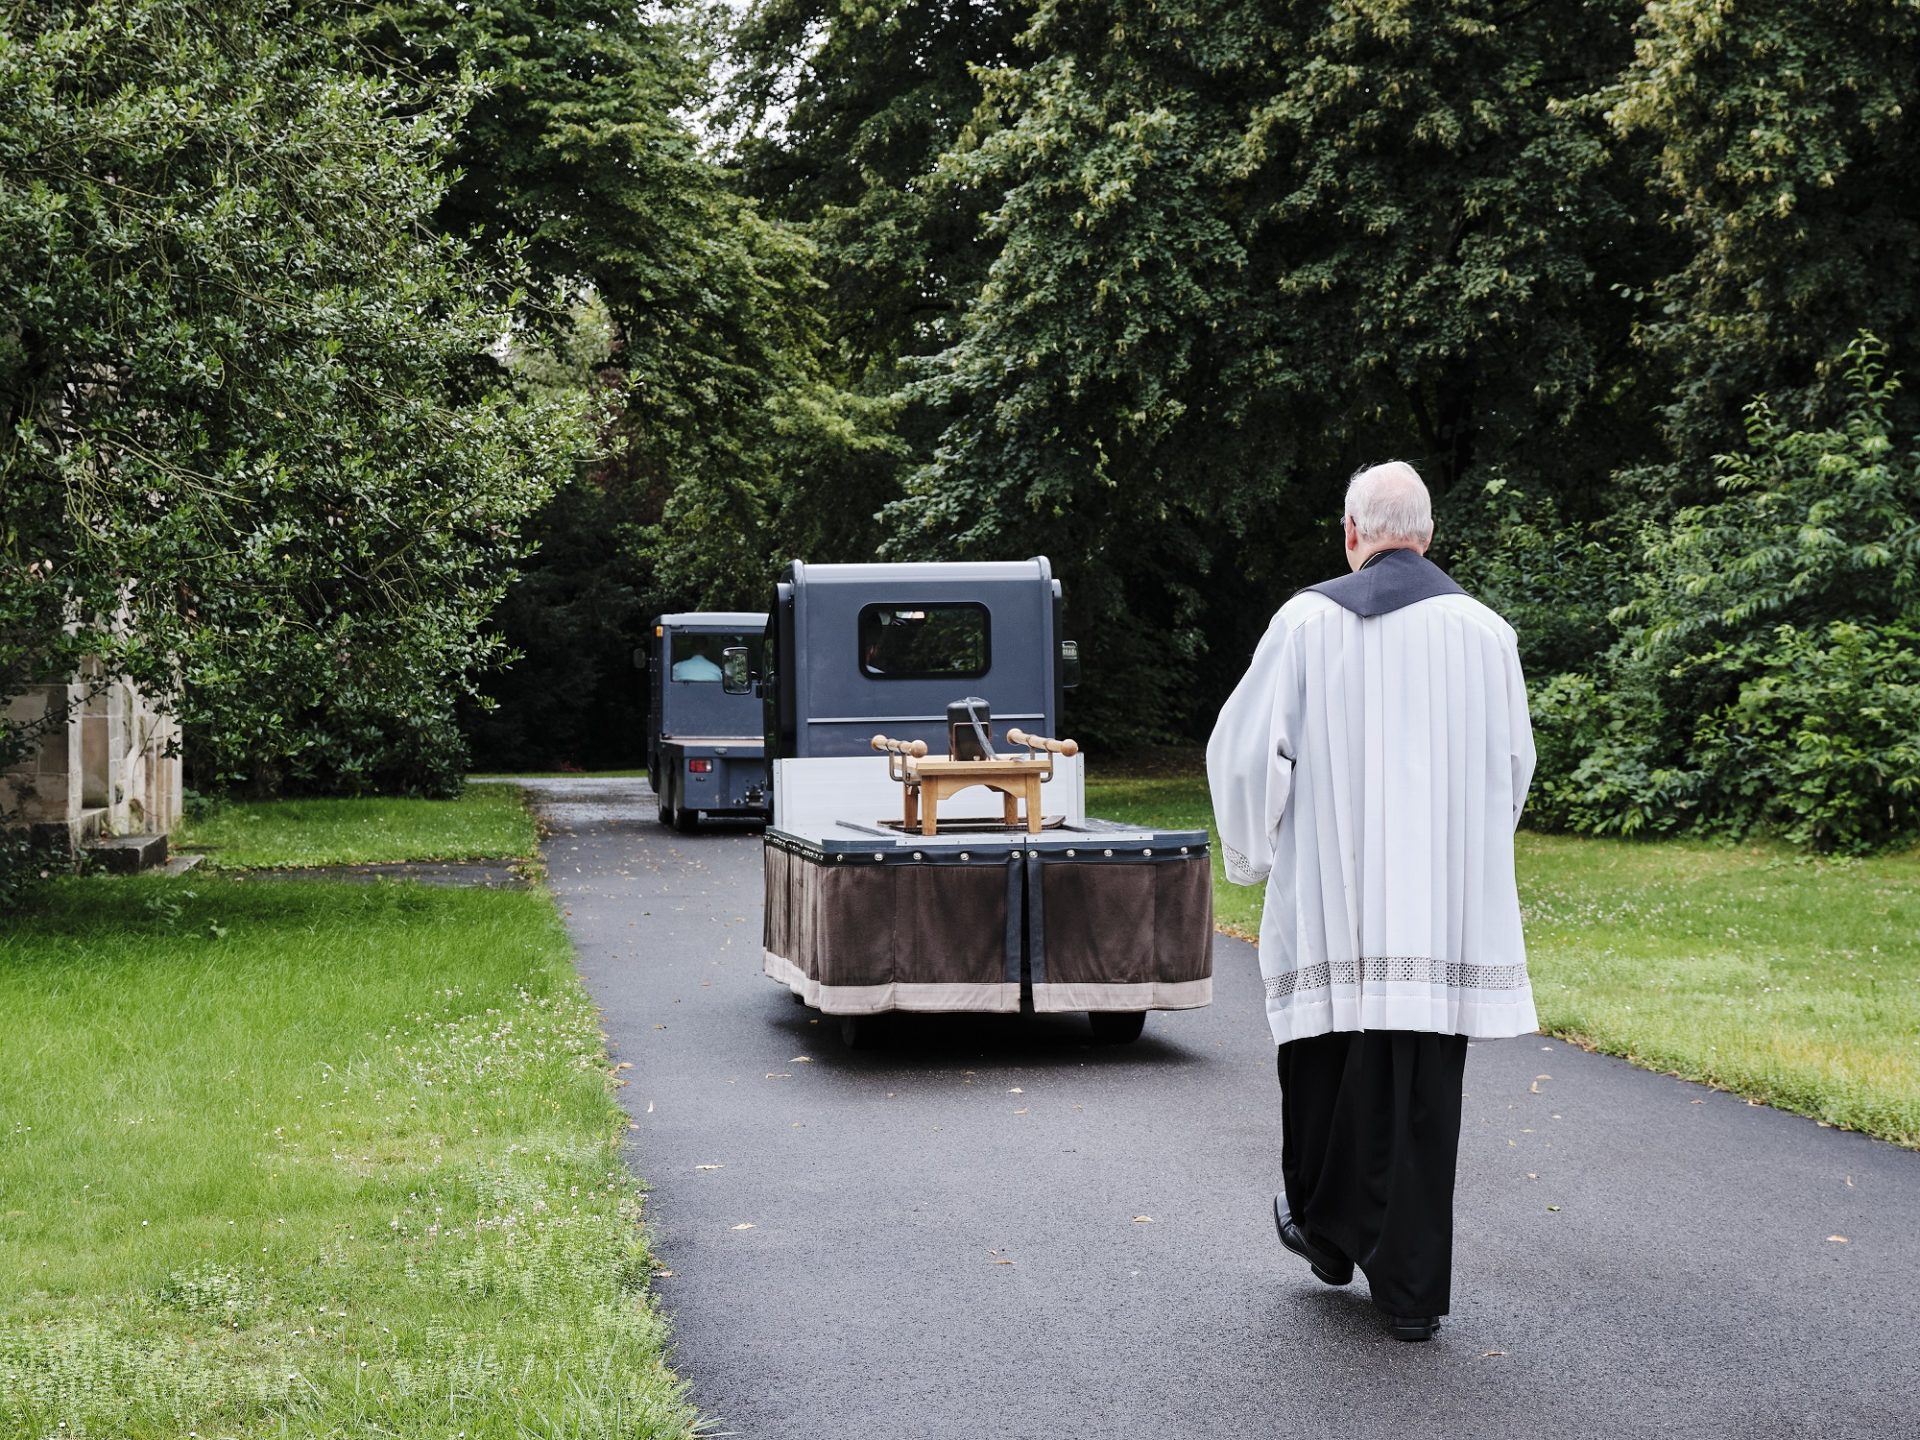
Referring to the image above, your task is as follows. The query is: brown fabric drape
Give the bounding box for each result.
[1041,859,1211,987]
[764,847,1211,1002]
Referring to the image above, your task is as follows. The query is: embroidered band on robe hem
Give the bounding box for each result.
[1264,957,1531,999]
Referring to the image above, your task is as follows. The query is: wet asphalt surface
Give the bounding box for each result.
[526,777,1920,1440]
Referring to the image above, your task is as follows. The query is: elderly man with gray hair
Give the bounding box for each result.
[1207,460,1536,1341]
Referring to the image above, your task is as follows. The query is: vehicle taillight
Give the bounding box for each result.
[688,759,713,773]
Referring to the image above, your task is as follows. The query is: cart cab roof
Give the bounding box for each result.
[653,612,767,630]
[783,559,1053,590]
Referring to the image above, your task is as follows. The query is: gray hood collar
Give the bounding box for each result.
[1300,546,1465,617]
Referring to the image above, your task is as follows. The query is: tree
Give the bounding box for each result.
[719,0,1032,565]
[893,0,1652,742]
[1605,0,1920,466]
[0,0,589,798]
[350,0,885,606]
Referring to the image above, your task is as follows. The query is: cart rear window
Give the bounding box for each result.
[858,604,989,679]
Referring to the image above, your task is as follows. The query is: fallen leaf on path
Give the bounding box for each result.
[1009,1087,1024,1094]
[1132,1216,1154,1224]
[1828,1235,1849,1243]
[1535,1074,1552,1081]
[732,1223,754,1231]
[1546,1205,1561,1212]
[991,1258,1015,1266]
[615,1062,633,1071]
[646,1101,654,1114]
[790,1056,813,1063]
[766,1073,790,1079]
[1482,1350,1506,1358]
[1529,1082,1541,1094]
[1526,1173,1537,1181]
[694,1164,723,1171]
[655,1269,673,1278]
[1013,1108,1029,1115]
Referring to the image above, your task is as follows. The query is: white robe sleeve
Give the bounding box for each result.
[1206,610,1302,887]
[1505,630,1536,830]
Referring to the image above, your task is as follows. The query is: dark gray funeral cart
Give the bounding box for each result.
[726,559,1212,1044]
[641,611,768,830]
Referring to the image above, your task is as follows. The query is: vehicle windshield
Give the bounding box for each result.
[669,632,756,682]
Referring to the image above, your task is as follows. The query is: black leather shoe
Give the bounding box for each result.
[1385,1314,1440,1342]
[1271,1197,1353,1285]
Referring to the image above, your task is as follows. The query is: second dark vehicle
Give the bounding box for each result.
[641,612,768,831]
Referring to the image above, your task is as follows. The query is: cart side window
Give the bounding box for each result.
[671,632,757,682]
[858,604,990,679]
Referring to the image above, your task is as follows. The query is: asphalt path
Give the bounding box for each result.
[527,777,1920,1439]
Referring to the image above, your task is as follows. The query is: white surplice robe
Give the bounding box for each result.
[1207,588,1538,1044]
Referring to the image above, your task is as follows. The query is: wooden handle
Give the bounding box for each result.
[1006,728,1079,757]
[870,734,929,758]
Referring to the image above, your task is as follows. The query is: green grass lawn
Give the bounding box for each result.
[1087,771,1920,1147]
[0,877,697,1438]
[177,786,538,869]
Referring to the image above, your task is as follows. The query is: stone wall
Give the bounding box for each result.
[2,669,181,858]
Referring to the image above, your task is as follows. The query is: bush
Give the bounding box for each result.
[1540,334,1920,850]
[1692,621,1920,852]
[1437,473,1629,681]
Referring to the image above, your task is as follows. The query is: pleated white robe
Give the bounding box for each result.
[1207,589,1538,1045]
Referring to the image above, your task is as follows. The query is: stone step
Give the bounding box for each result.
[83,832,169,874]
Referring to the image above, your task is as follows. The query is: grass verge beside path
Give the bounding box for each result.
[1088,767,1920,1148]
[177,786,538,870]
[1523,835,1920,1147]
[0,876,698,1438]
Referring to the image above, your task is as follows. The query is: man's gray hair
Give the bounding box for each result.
[1345,460,1433,544]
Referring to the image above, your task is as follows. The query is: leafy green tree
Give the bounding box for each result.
[726,0,1031,382]
[894,0,1653,742]
[1605,0,1920,466]
[720,0,1032,565]
[0,0,589,798]
[350,0,884,607]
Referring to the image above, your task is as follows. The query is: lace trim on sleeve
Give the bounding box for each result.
[1222,839,1262,884]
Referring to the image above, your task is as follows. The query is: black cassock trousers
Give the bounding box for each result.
[1277,1029,1470,1318]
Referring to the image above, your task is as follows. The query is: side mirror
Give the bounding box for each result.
[721,646,755,696]
[1059,639,1081,690]
[632,646,649,672]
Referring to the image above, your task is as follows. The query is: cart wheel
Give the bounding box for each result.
[656,794,676,828]
[838,1015,878,1049]
[1088,1011,1146,1044]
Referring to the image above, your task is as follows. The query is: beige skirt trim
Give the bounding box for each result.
[1031,978,1213,1013]
[763,949,1019,1015]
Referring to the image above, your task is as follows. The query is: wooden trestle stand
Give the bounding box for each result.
[871,728,1080,836]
